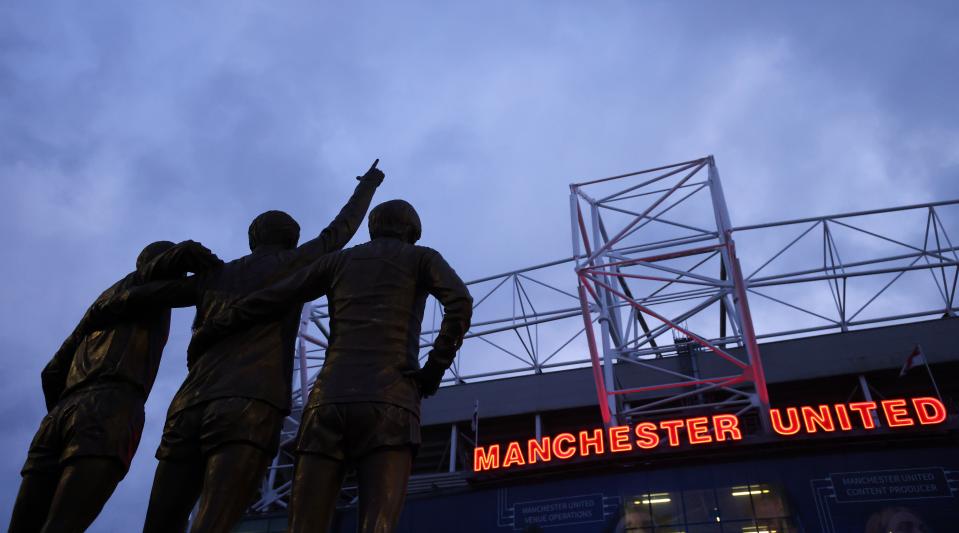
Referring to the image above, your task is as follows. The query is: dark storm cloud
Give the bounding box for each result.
[2,1,958,530]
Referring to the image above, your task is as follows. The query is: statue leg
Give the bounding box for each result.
[142,458,204,533]
[289,454,347,533]
[188,443,271,533]
[38,457,124,533]
[356,446,412,533]
[8,470,59,533]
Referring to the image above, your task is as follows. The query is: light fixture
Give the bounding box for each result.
[632,492,672,505]
[731,485,771,497]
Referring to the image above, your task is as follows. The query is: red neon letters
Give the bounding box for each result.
[714,414,743,441]
[914,397,947,424]
[770,407,801,435]
[552,433,576,460]
[608,426,632,453]
[473,397,949,473]
[474,414,743,472]
[770,397,946,436]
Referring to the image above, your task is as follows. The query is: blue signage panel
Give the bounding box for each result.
[829,467,952,502]
[512,493,606,530]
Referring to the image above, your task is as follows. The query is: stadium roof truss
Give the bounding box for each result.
[569,157,958,427]
[570,157,768,427]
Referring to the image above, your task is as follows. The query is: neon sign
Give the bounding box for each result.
[473,397,948,473]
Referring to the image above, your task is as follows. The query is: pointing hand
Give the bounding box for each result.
[357,158,384,186]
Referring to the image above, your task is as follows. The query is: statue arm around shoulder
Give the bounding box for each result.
[288,160,383,271]
[189,253,339,360]
[90,277,200,332]
[416,250,474,397]
[138,240,223,282]
[91,240,221,327]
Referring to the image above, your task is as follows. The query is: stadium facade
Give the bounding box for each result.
[235,158,959,532]
[237,317,958,533]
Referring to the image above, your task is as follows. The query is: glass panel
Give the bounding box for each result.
[748,484,787,519]
[753,519,792,533]
[625,482,797,533]
[741,522,786,533]
[625,491,683,528]
[623,498,654,531]
[646,492,682,526]
[687,525,722,533]
[723,519,760,532]
[717,485,759,521]
[683,488,720,524]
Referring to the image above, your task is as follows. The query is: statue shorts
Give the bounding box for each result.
[21,383,145,476]
[155,397,284,462]
[296,402,421,461]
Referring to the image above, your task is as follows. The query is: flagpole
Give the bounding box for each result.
[472,399,480,446]
[918,343,944,403]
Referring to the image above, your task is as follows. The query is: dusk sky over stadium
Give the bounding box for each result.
[2,1,958,530]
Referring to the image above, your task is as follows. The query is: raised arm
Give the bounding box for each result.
[285,160,383,272]
[415,250,473,397]
[188,253,339,361]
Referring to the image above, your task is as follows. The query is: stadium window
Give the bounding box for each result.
[686,525,722,533]
[682,488,720,524]
[623,494,655,531]
[624,490,687,531]
[624,491,683,529]
[624,483,794,532]
[749,484,789,519]
[754,518,801,532]
[716,485,756,521]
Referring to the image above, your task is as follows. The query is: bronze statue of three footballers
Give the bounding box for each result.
[10,160,473,533]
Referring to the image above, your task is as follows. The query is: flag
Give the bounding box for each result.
[899,345,927,377]
[471,399,479,435]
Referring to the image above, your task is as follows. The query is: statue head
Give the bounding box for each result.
[369,200,421,244]
[136,240,176,271]
[248,210,301,251]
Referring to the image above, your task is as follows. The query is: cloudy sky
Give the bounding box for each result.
[2,1,958,530]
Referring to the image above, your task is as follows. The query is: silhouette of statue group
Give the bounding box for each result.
[10,161,474,533]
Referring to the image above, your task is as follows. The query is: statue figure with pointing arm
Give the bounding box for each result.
[99,160,385,532]
[192,199,473,533]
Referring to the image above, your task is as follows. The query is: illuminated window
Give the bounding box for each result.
[741,525,776,533]
[625,493,660,531]
[648,492,682,527]
[716,486,755,521]
[686,525,722,533]
[622,483,796,532]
